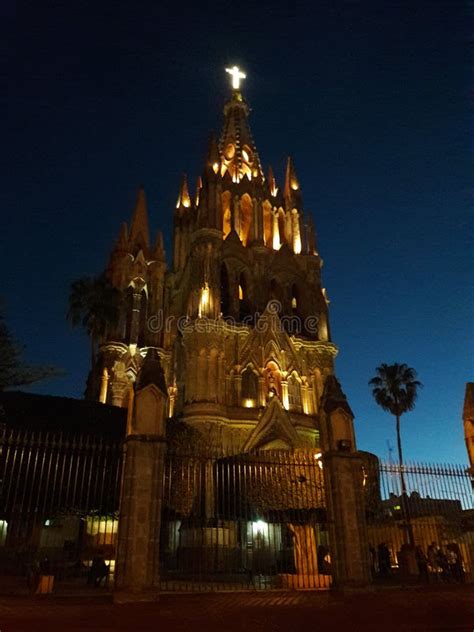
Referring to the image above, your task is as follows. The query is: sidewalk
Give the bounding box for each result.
[0,585,473,631]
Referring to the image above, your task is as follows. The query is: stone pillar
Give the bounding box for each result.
[110,361,129,407]
[114,350,167,603]
[323,450,371,588]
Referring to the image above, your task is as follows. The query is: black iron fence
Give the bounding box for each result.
[0,425,122,589]
[0,422,473,593]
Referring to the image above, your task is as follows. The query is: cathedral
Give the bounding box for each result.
[94,67,356,457]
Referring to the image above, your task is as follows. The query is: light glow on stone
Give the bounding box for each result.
[198,282,210,318]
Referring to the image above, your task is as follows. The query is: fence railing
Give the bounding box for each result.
[0,425,122,584]
[365,460,474,583]
[0,422,473,592]
[159,450,329,591]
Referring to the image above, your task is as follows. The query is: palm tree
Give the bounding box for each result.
[369,363,422,546]
[67,274,122,367]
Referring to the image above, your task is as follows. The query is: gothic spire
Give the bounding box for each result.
[195,176,203,206]
[129,186,150,252]
[152,231,166,261]
[267,165,278,197]
[114,222,129,251]
[175,174,192,212]
[219,88,264,182]
[284,157,300,202]
[206,133,220,172]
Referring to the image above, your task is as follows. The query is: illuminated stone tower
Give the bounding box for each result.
[98,68,356,456]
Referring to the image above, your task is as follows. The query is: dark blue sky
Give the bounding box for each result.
[2,1,472,463]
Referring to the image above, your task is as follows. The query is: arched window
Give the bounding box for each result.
[287,372,302,412]
[291,284,299,312]
[220,264,230,316]
[241,366,258,406]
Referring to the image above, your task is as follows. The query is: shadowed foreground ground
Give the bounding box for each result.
[0,586,473,631]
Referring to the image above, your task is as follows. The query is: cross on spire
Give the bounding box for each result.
[226,65,246,90]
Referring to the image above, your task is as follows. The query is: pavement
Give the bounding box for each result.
[0,585,473,631]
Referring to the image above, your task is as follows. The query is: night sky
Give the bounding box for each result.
[2,1,472,463]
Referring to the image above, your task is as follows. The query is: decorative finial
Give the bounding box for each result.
[225,65,246,90]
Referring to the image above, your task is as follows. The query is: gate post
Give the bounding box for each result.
[114,350,167,603]
[323,451,371,588]
[319,376,371,588]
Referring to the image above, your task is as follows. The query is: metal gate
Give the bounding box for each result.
[159,450,330,591]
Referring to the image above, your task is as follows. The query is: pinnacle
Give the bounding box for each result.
[267,166,278,197]
[284,157,300,202]
[176,174,192,210]
[206,133,220,171]
[152,231,165,261]
[129,186,150,251]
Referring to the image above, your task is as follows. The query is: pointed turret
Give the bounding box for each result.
[175,174,192,212]
[284,157,301,202]
[267,166,278,197]
[194,176,203,206]
[129,186,150,253]
[219,89,264,183]
[206,133,220,174]
[114,222,129,252]
[152,231,166,261]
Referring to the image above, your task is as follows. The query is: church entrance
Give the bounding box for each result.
[159,450,331,591]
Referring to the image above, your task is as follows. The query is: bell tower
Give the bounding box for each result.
[95,67,355,456]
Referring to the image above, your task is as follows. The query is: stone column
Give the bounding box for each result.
[323,450,371,588]
[114,350,167,603]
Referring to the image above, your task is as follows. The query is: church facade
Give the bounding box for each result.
[94,71,356,458]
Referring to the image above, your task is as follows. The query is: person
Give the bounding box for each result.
[369,546,378,578]
[88,552,109,587]
[436,546,451,583]
[377,542,391,577]
[26,560,40,594]
[317,545,331,575]
[446,543,464,583]
[415,546,429,582]
[427,542,440,581]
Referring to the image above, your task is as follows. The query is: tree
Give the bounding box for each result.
[67,274,122,367]
[369,363,422,545]
[0,310,60,391]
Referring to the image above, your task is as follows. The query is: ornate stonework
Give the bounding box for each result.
[95,83,355,455]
